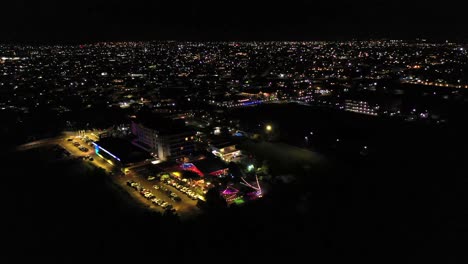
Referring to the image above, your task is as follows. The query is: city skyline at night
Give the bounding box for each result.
[2,1,467,261]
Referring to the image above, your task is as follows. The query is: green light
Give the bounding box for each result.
[234,198,245,205]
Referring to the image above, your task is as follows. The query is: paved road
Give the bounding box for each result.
[59,136,173,214]
[59,137,118,173]
[16,137,64,151]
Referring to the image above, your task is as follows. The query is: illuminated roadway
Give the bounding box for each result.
[16,131,200,218]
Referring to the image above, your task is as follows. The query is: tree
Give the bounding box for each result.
[163,209,180,222]
[228,162,243,178]
[204,188,227,210]
[259,160,270,175]
[182,170,201,180]
[182,170,201,186]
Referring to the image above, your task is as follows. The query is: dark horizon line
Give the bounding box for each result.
[1,37,467,46]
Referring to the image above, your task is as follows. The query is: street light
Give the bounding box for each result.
[266,125,272,132]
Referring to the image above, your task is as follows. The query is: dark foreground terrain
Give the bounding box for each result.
[2,106,468,261]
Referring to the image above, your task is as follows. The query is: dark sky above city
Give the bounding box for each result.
[1,0,467,43]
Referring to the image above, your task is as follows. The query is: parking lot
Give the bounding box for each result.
[60,136,94,159]
[121,169,201,217]
[58,134,201,218]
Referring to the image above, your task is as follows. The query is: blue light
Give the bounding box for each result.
[182,163,194,169]
[242,100,262,106]
[92,142,121,162]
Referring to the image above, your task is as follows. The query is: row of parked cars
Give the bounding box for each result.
[163,179,199,200]
[78,146,89,152]
[126,180,176,212]
[83,155,94,161]
[67,138,89,153]
[82,137,94,145]
[153,184,181,202]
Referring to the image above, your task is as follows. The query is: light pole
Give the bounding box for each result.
[265,124,273,141]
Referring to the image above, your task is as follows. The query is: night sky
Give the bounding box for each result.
[1,0,467,43]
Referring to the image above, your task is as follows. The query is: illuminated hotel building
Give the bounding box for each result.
[130,116,196,161]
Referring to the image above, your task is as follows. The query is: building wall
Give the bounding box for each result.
[158,132,196,160]
[131,122,155,150]
[131,121,195,161]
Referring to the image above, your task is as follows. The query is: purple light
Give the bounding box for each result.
[222,187,239,195]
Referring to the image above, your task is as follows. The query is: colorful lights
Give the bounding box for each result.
[233,198,245,205]
[181,163,204,177]
[182,163,195,169]
[209,169,227,177]
[222,187,239,195]
[92,142,121,161]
